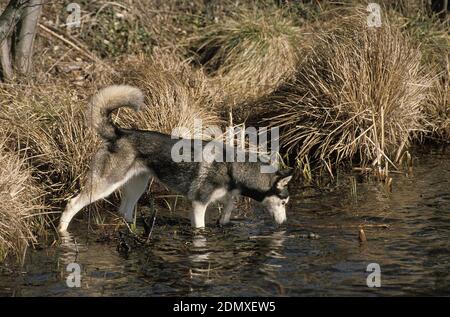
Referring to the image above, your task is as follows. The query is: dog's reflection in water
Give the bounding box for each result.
[189,234,210,263]
[265,230,287,258]
[58,231,81,266]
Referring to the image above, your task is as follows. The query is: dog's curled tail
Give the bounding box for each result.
[87,85,144,140]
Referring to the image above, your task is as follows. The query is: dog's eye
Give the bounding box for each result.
[281,200,286,206]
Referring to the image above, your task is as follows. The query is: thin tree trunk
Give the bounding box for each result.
[15,0,42,75]
[0,0,27,79]
[0,37,13,79]
[0,0,27,43]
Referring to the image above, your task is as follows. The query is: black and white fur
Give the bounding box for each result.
[58,85,292,233]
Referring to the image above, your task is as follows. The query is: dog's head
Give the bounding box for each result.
[261,169,293,225]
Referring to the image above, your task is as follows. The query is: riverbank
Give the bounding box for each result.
[0,1,448,262]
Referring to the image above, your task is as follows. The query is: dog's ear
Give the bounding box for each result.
[276,169,293,190]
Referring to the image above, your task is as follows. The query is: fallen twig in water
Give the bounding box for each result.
[145,209,158,244]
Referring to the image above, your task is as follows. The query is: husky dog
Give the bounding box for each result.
[58,85,292,233]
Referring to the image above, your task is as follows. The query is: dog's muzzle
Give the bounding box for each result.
[262,196,288,225]
[272,208,287,225]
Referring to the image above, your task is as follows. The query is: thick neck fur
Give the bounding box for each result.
[229,162,277,201]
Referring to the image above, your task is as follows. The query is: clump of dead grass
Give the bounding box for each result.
[391,11,449,141]
[114,50,222,136]
[261,8,433,175]
[0,84,99,204]
[423,75,450,141]
[0,137,45,262]
[190,9,304,106]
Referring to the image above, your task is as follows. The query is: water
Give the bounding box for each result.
[0,148,449,296]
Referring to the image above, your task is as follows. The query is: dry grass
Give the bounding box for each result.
[40,1,153,59]
[114,50,222,135]
[423,75,450,140]
[0,84,99,204]
[0,136,45,262]
[391,11,449,141]
[190,8,305,107]
[260,8,433,175]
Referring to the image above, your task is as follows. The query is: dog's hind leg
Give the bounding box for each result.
[58,156,148,233]
[58,178,127,233]
[119,173,151,222]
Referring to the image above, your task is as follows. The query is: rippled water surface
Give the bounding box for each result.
[1,148,449,296]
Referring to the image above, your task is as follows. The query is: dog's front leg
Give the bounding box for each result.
[191,201,207,228]
[219,195,235,225]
